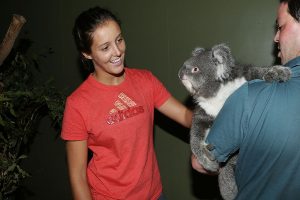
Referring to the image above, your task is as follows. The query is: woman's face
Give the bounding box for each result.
[83,20,126,84]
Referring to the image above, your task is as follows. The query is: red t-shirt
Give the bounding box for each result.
[61,68,171,200]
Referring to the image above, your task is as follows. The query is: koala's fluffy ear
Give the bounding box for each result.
[192,47,205,56]
[211,43,234,81]
[211,43,232,64]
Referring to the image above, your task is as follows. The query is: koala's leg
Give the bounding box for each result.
[190,111,219,172]
[218,155,238,200]
[245,65,291,82]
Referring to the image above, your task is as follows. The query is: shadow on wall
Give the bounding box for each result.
[190,170,222,200]
[154,96,195,144]
[155,96,222,200]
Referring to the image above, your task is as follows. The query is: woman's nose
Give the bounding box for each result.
[113,45,121,56]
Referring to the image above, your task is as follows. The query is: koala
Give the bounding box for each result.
[178,43,291,200]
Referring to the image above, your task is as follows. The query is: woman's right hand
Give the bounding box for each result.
[66,140,93,200]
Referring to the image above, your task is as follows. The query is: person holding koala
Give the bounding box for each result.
[60,6,192,200]
[192,0,300,199]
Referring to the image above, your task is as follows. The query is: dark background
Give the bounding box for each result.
[1,0,279,199]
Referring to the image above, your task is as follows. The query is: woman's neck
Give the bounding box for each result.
[92,69,125,86]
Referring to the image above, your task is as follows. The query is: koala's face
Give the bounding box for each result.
[178,44,234,98]
[179,51,216,95]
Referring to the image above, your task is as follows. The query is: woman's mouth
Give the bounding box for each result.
[110,57,122,65]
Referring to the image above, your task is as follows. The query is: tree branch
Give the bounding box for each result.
[0,14,26,66]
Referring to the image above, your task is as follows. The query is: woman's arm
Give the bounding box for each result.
[66,140,92,200]
[157,96,193,128]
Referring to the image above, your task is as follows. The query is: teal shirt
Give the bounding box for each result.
[207,57,300,200]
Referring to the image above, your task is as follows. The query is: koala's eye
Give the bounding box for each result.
[192,67,199,73]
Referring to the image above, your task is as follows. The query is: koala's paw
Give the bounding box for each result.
[192,144,219,172]
[263,65,291,82]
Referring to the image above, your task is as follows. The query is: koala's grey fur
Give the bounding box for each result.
[178,43,291,200]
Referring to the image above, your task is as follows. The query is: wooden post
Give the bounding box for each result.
[0,14,26,66]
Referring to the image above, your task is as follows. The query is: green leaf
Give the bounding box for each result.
[4,163,16,174]
[0,115,5,126]
[8,104,16,117]
[18,155,27,160]
[0,132,8,142]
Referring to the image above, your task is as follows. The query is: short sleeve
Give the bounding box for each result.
[206,83,249,162]
[60,97,88,140]
[148,71,171,108]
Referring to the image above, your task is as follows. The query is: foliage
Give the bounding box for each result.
[0,39,65,200]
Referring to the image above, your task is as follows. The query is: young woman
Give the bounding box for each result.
[61,6,192,200]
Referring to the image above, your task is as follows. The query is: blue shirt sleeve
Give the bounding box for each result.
[206,83,249,162]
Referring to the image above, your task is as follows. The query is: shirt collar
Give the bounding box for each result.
[284,56,300,68]
[285,56,300,77]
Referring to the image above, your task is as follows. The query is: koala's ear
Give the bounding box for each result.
[211,43,234,81]
[211,43,231,64]
[192,47,205,56]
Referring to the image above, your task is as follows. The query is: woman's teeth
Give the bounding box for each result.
[111,58,121,64]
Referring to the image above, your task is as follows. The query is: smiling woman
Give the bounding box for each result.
[60,6,192,200]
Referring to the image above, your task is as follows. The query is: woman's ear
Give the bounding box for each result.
[82,52,92,60]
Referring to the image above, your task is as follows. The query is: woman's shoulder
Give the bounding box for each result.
[67,75,94,103]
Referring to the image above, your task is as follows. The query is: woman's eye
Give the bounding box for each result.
[101,46,109,51]
[117,37,123,43]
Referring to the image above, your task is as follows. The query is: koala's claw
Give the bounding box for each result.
[263,65,291,82]
[206,143,215,151]
[204,144,216,161]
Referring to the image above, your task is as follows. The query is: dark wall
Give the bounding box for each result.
[1,0,279,199]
